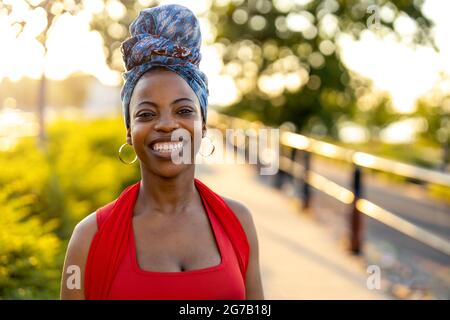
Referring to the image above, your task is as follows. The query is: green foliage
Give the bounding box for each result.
[415,97,450,146]
[46,118,140,236]
[0,117,140,299]
[0,184,61,299]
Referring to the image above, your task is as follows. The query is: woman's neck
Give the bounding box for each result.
[134,166,197,217]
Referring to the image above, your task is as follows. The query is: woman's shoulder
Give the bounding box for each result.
[220,196,258,247]
[69,212,98,256]
[71,198,119,243]
[221,197,252,222]
[70,199,116,242]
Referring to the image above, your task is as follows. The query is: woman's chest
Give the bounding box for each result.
[132,208,222,272]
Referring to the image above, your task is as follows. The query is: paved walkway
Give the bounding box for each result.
[196,157,389,299]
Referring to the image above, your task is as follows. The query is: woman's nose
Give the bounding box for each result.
[154,112,179,132]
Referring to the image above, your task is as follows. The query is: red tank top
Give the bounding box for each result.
[86,179,248,300]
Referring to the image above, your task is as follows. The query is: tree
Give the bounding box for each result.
[0,0,83,149]
[211,0,434,138]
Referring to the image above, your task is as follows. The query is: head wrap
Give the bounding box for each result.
[120,4,209,129]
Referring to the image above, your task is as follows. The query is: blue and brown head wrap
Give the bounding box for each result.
[120,4,209,129]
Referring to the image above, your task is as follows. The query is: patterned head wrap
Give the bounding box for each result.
[120,4,209,129]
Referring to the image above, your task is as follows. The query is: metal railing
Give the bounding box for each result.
[208,110,450,256]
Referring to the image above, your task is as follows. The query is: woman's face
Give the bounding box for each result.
[127,67,206,178]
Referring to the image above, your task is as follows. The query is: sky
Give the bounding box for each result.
[0,0,449,116]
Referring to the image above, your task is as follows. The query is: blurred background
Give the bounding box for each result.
[0,0,448,299]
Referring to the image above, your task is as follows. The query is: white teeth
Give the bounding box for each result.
[152,141,183,152]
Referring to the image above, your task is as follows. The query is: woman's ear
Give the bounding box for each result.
[126,127,132,145]
[202,121,207,138]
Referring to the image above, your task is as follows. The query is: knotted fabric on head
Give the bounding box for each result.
[120,4,209,129]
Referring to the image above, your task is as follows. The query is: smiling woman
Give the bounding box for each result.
[128,68,203,166]
[60,4,264,300]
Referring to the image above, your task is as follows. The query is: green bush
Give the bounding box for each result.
[0,117,140,299]
[0,183,61,299]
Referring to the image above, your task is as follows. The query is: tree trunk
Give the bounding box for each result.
[37,70,47,150]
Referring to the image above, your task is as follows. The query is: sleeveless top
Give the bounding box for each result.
[85,179,249,300]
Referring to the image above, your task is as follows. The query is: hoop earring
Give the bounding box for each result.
[118,143,138,165]
[199,136,215,157]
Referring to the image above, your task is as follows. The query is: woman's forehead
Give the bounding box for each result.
[129,73,201,114]
[133,69,197,100]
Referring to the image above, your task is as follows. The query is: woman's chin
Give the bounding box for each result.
[137,147,195,178]
[156,167,189,179]
[142,160,190,178]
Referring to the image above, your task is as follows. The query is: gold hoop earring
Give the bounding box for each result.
[199,136,215,157]
[118,143,138,164]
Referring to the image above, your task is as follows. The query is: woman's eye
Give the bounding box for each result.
[138,112,155,118]
[178,108,193,114]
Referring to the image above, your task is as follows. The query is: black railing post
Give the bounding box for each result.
[301,150,311,210]
[273,167,286,190]
[273,145,290,189]
[350,164,363,255]
[287,147,297,186]
[244,134,250,162]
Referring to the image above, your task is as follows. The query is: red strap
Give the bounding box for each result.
[194,179,250,283]
[96,200,117,229]
[85,183,138,300]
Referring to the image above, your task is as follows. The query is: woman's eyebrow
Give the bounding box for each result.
[172,97,195,105]
[135,98,195,109]
[135,100,158,109]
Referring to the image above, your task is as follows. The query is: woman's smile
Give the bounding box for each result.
[149,141,185,159]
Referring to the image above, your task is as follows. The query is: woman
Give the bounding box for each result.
[60,4,264,300]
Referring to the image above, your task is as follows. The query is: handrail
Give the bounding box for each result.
[281,131,450,188]
[210,111,450,187]
[208,110,450,256]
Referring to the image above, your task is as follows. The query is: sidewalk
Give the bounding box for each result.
[196,158,389,299]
